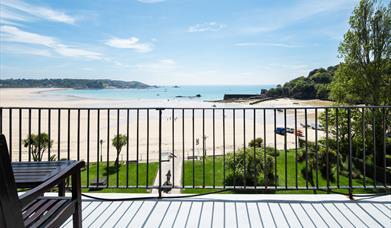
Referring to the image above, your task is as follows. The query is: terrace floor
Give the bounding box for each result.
[59,193,391,228]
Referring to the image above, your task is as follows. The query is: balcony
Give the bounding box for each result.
[55,193,390,227]
[1,106,390,226]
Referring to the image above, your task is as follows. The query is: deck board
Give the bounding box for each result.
[59,194,391,228]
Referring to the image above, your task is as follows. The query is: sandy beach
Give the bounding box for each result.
[0,88,333,163]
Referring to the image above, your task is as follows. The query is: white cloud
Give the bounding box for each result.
[0,5,31,22]
[137,0,165,3]
[235,42,299,48]
[0,18,23,26]
[54,44,102,59]
[0,0,76,24]
[1,25,56,46]
[1,45,52,57]
[1,26,102,59]
[188,22,226,33]
[105,37,153,53]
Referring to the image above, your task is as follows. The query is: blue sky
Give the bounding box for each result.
[0,0,361,85]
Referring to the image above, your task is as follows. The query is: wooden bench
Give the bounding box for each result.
[0,134,85,227]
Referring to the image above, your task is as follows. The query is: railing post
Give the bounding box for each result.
[0,108,2,134]
[9,108,12,160]
[157,108,164,198]
[20,108,23,162]
[348,108,353,200]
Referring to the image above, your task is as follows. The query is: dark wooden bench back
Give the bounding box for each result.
[0,134,24,227]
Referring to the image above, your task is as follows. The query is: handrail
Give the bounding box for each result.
[1,106,389,199]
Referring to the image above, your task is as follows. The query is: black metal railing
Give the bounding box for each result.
[0,106,390,195]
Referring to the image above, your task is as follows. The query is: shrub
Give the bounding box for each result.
[248,137,263,148]
[297,148,306,162]
[300,146,340,184]
[317,147,338,181]
[265,147,280,157]
[299,138,306,148]
[225,148,277,186]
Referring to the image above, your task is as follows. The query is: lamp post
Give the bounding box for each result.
[99,139,103,162]
[91,139,107,188]
[203,135,208,158]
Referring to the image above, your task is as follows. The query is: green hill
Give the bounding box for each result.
[264,65,338,100]
[0,78,152,89]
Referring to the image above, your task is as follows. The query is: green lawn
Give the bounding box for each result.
[183,156,226,187]
[182,150,381,194]
[74,151,383,195]
[80,162,158,192]
[276,149,375,189]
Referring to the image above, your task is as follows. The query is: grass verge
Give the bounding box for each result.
[80,162,158,193]
[182,150,382,194]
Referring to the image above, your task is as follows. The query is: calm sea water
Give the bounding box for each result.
[50,85,274,101]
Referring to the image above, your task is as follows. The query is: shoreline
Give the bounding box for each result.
[0,88,329,163]
[35,87,69,94]
[0,88,334,108]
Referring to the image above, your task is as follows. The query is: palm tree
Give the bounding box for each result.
[23,133,54,161]
[112,134,128,169]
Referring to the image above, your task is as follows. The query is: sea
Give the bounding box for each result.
[49,85,274,101]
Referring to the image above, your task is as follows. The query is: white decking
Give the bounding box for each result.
[61,193,391,228]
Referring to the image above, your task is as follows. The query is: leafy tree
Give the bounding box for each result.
[285,77,316,99]
[319,106,391,170]
[264,66,337,100]
[23,133,54,161]
[266,85,284,97]
[329,0,390,167]
[308,68,329,76]
[309,72,333,84]
[112,134,128,168]
[331,0,390,105]
[315,84,330,99]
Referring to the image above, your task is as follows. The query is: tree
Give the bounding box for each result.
[315,84,330,99]
[309,72,333,84]
[331,0,390,105]
[330,0,390,167]
[112,134,128,168]
[23,133,54,161]
[264,65,337,100]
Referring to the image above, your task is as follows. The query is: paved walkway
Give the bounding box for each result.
[152,154,183,194]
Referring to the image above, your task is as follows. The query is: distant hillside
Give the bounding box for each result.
[0,78,152,89]
[263,65,338,100]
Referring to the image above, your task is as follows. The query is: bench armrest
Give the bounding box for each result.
[19,161,85,208]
